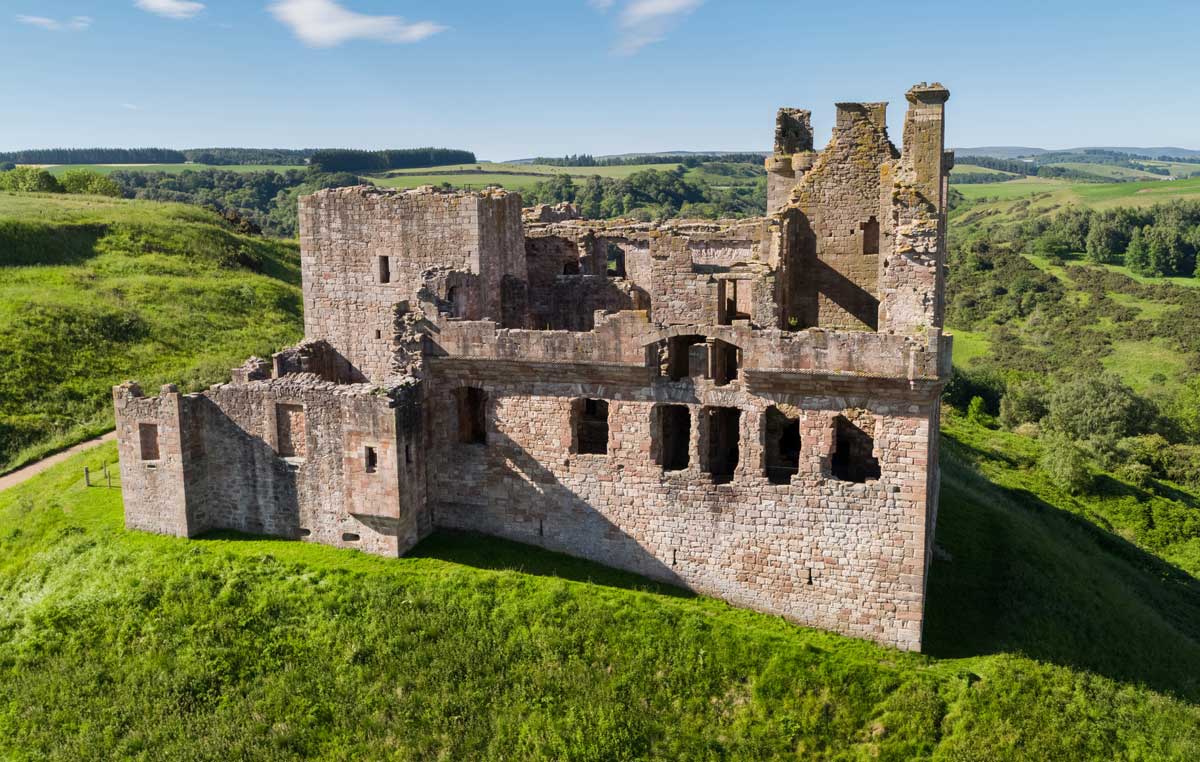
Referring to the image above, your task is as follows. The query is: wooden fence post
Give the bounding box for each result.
[84,467,90,487]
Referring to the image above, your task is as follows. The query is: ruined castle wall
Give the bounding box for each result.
[526,220,781,330]
[784,104,898,332]
[878,86,951,334]
[425,365,935,651]
[298,187,524,382]
[429,316,948,381]
[114,383,204,537]
[162,378,427,556]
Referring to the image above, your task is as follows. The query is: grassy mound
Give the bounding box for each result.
[0,192,302,473]
[1,410,1198,760]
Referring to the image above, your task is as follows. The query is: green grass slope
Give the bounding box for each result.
[0,192,303,474]
[1,410,1199,760]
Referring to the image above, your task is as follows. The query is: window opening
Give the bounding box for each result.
[655,405,691,471]
[831,414,880,483]
[574,398,609,455]
[606,242,626,278]
[365,446,378,473]
[138,423,160,461]
[456,387,488,445]
[764,406,800,484]
[704,407,740,484]
[378,255,391,283]
[860,217,879,256]
[276,404,306,458]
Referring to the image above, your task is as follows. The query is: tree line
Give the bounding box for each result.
[0,148,187,165]
[528,153,766,168]
[182,148,311,166]
[520,166,765,220]
[309,148,476,173]
[0,146,477,170]
[1019,201,1200,277]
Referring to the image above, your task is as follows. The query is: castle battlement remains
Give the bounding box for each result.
[116,83,953,651]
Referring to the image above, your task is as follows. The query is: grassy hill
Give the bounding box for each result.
[0,192,303,474]
[0,410,1198,759]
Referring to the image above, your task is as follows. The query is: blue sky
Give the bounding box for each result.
[2,0,1198,159]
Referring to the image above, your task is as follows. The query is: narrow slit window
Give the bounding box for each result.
[562,259,580,275]
[456,387,488,445]
[138,423,160,461]
[365,446,378,473]
[654,404,691,471]
[831,414,880,483]
[378,255,391,283]
[573,398,609,455]
[342,532,360,542]
[764,406,800,484]
[703,407,740,484]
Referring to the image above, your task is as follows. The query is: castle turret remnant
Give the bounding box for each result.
[116,85,953,651]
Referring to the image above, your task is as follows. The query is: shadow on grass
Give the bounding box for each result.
[197,527,696,600]
[926,431,1200,702]
[408,530,697,600]
[0,221,106,267]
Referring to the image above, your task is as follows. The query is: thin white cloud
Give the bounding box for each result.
[16,14,92,31]
[122,103,141,111]
[268,0,446,47]
[606,0,702,55]
[134,0,206,19]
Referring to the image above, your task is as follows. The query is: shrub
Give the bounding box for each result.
[0,166,63,193]
[967,396,994,427]
[1044,374,1152,456]
[59,169,123,198]
[1038,431,1093,494]
[999,379,1049,429]
[1116,462,1154,488]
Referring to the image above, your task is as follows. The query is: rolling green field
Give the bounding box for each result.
[1043,162,1165,181]
[1,407,1200,759]
[954,175,1200,210]
[949,163,1018,177]
[370,161,690,191]
[0,192,303,474]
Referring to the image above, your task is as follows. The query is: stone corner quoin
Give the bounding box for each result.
[114,83,953,652]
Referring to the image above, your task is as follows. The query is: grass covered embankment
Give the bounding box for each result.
[1,410,1199,759]
[0,192,303,473]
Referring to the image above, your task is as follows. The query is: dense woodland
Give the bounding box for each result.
[310,148,476,173]
[0,147,187,164]
[1016,201,1200,276]
[521,165,766,219]
[182,148,311,165]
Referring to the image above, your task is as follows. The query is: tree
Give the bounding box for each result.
[1039,431,1092,494]
[1044,373,1151,456]
[1125,227,1151,275]
[59,169,123,197]
[0,167,63,193]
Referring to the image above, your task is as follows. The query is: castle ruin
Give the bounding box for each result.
[115,83,952,651]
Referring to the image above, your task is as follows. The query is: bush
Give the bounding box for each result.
[967,396,995,427]
[1044,374,1152,456]
[1039,431,1093,494]
[999,379,1049,429]
[0,166,63,193]
[59,169,123,198]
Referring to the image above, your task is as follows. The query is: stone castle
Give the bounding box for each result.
[115,83,952,651]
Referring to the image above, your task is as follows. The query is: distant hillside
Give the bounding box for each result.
[958,146,1200,161]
